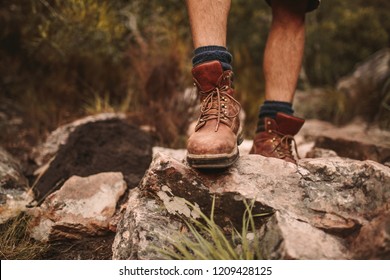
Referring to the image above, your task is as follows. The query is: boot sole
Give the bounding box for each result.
[186,133,243,169]
[186,146,239,169]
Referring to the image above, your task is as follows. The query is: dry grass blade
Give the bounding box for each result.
[0,214,49,260]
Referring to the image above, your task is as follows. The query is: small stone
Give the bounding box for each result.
[29,172,127,242]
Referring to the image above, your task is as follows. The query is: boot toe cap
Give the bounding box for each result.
[187,130,237,156]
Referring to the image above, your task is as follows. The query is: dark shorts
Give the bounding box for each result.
[265,0,321,13]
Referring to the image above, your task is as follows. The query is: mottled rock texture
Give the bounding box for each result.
[113,150,390,260]
[29,172,126,242]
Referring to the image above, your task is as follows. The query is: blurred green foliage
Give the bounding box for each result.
[227,0,390,130]
[0,0,389,146]
[1,0,131,130]
[305,0,389,85]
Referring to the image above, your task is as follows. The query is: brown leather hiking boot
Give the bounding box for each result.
[250,113,305,164]
[187,61,242,168]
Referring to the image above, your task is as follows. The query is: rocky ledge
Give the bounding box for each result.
[1,114,389,260]
[113,150,390,260]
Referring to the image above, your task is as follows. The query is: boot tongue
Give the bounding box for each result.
[192,61,224,92]
[275,113,305,135]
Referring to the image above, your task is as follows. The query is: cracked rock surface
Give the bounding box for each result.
[113,150,390,260]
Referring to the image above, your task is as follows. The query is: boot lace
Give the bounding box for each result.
[196,85,241,132]
[272,134,300,162]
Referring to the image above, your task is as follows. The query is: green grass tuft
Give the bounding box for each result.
[159,197,269,260]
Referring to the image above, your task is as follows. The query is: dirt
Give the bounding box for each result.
[41,233,116,260]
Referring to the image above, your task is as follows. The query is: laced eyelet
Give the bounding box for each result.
[195,85,241,132]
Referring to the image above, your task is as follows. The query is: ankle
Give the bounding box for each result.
[256,100,293,132]
[192,45,233,71]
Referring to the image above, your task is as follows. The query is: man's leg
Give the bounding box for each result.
[264,0,307,102]
[186,0,233,71]
[250,0,308,163]
[186,0,242,169]
[186,0,231,48]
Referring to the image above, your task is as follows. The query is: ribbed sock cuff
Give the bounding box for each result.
[256,100,294,132]
[192,45,233,70]
[258,100,294,119]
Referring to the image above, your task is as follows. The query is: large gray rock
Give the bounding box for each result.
[32,117,153,202]
[261,212,345,259]
[351,209,390,259]
[113,151,390,260]
[29,172,127,242]
[337,48,390,104]
[0,147,33,224]
[112,187,185,260]
[337,48,390,127]
[31,113,125,167]
[295,49,390,129]
[297,119,390,164]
